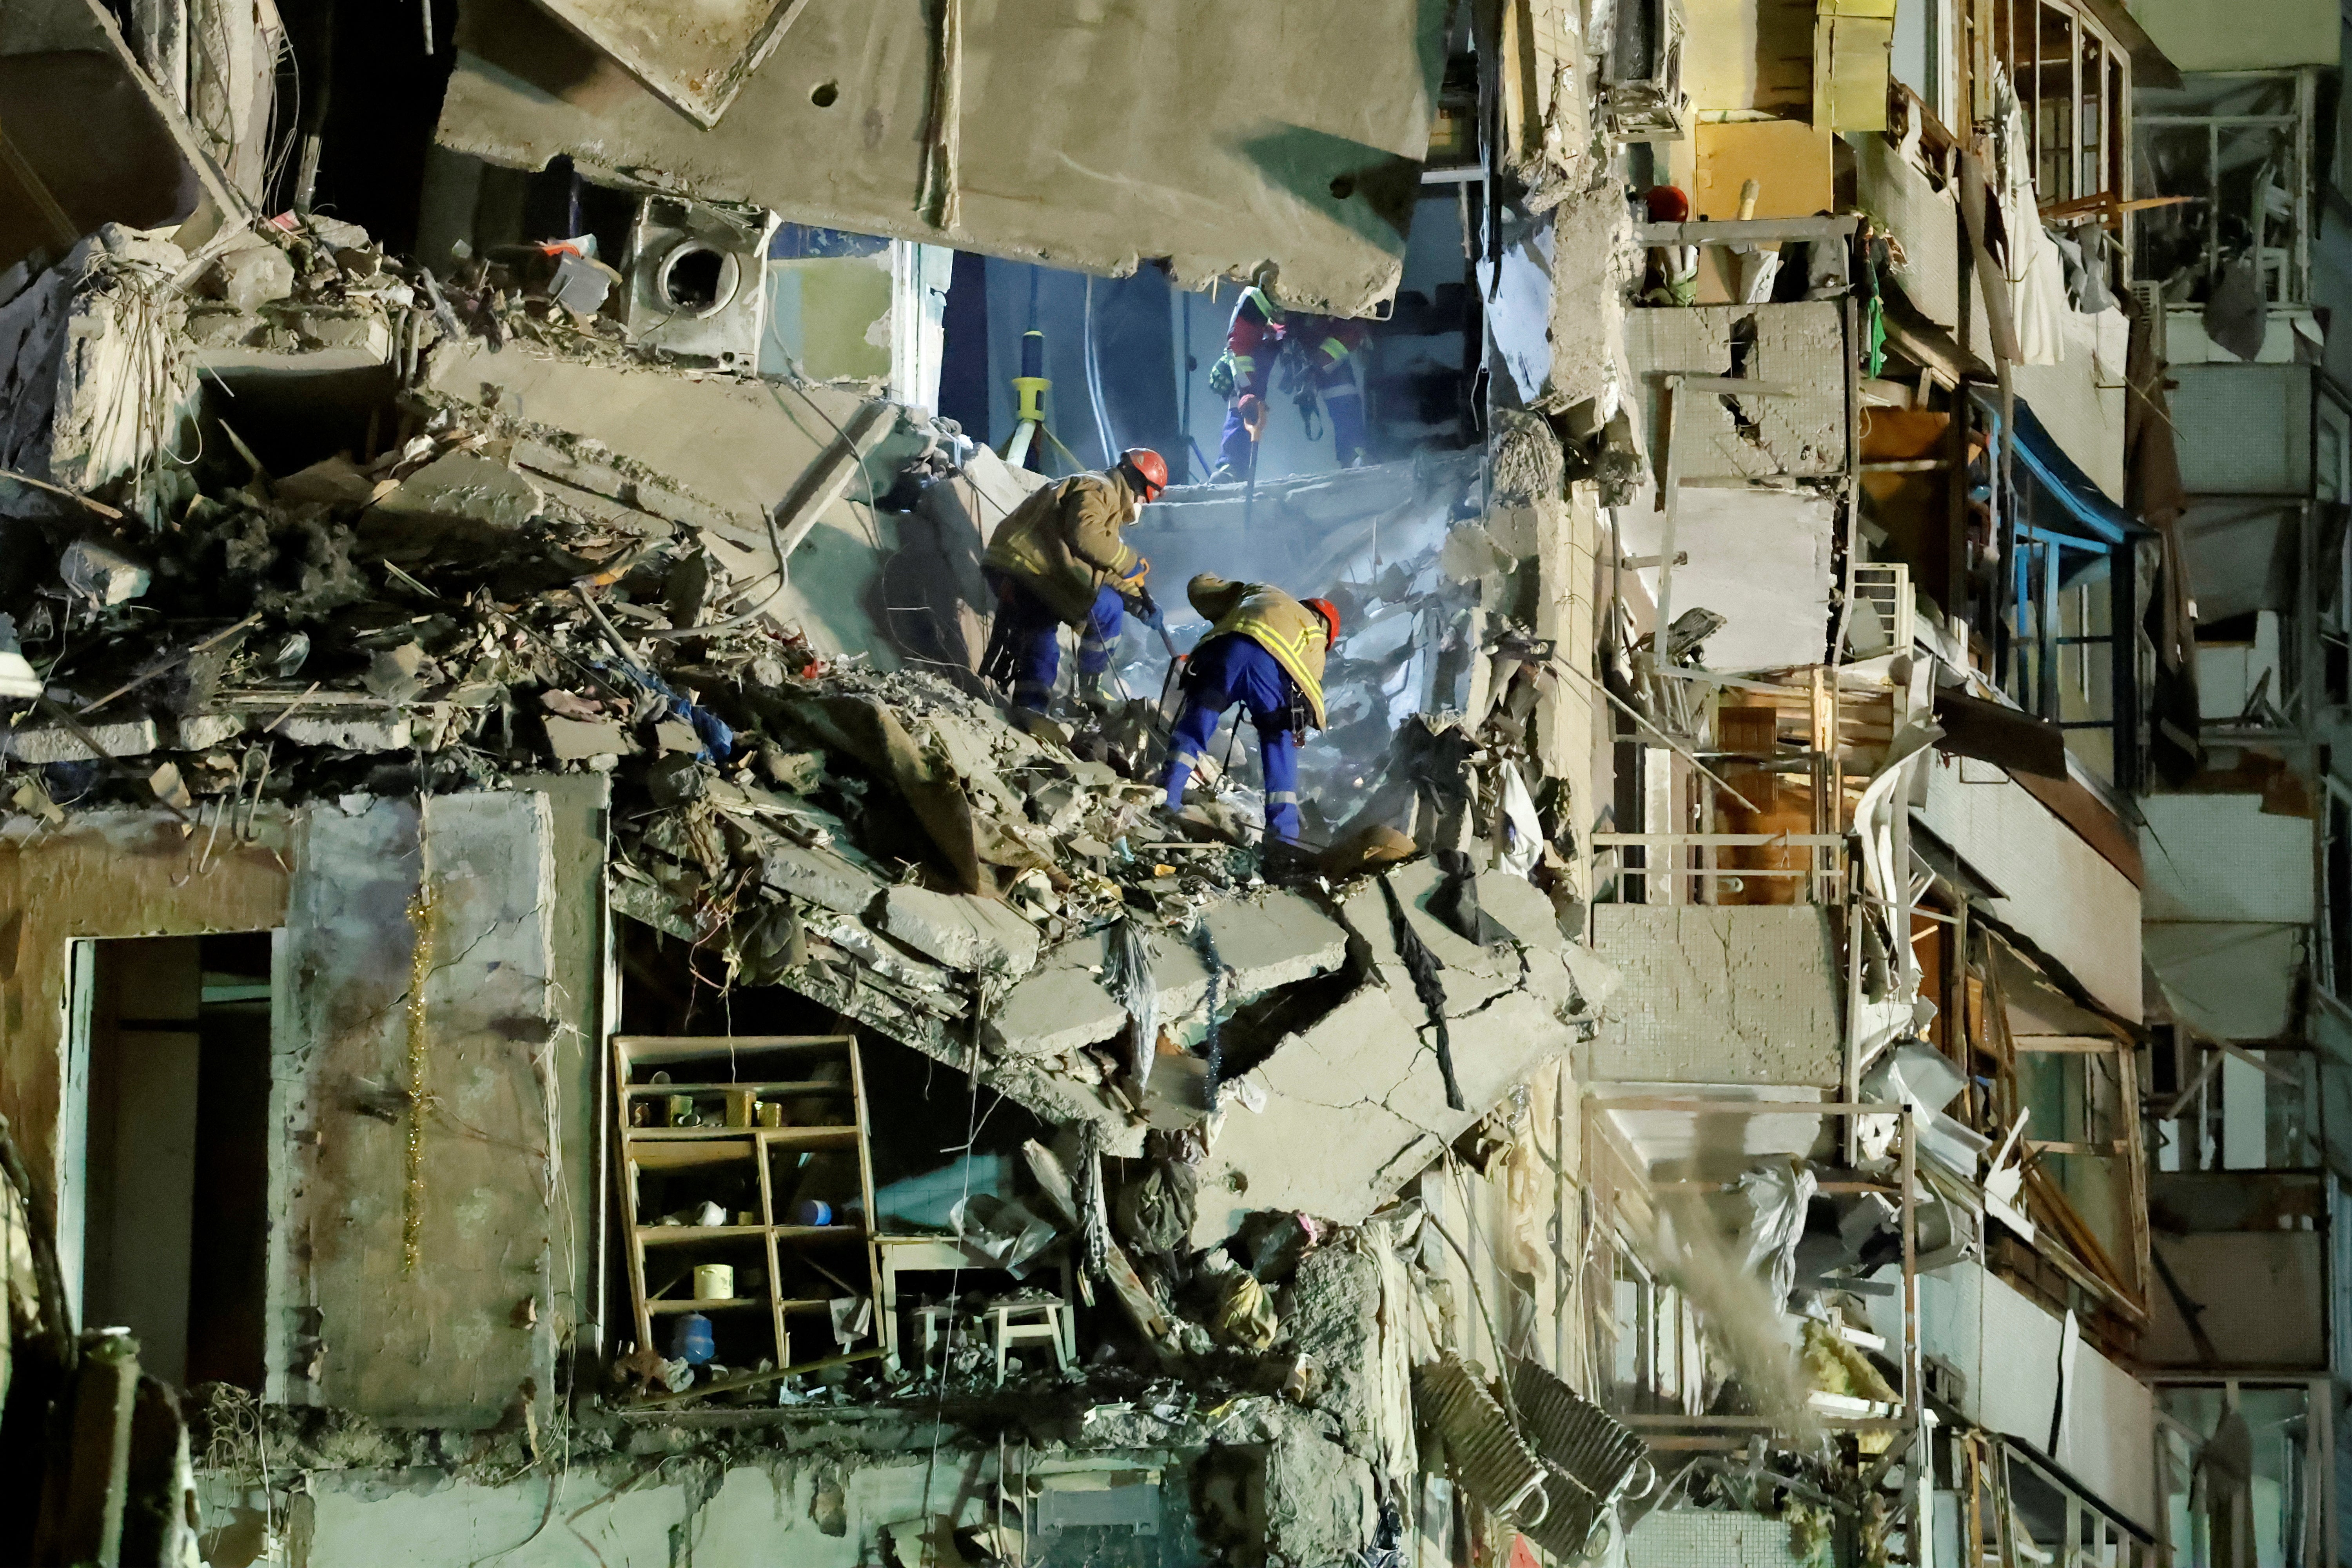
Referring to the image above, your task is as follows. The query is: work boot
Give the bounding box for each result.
[1074,670,1114,713]
[1207,464,1241,485]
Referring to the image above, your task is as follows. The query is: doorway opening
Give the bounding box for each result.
[64,933,275,1390]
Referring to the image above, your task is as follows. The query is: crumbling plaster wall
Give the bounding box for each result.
[0,786,602,1429]
[1579,906,1844,1088]
[1538,185,1634,897]
[1623,302,1851,484]
[1913,759,2143,1020]
[436,0,1451,315]
[0,809,292,1195]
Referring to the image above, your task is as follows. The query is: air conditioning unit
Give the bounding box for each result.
[623,196,781,370]
[1603,0,1690,142]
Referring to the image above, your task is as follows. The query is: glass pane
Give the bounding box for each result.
[2081,31,2105,198]
[2135,123,2215,295]
[2035,3,2078,200]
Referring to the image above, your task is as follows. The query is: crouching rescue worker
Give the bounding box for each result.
[1161,576,1339,843]
[980,447,1169,711]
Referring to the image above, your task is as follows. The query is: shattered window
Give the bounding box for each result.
[2134,72,2313,306]
[2156,1383,2321,1568]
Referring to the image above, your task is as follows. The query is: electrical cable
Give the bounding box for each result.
[1082,273,1118,466]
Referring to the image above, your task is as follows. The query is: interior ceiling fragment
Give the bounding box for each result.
[436,0,1446,314]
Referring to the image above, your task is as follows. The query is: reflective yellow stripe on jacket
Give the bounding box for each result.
[1198,587,1327,728]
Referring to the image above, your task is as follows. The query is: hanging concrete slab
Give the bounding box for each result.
[435,0,1450,314]
[522,0,812,129]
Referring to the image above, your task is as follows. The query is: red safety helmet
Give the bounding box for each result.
[1643,185,1691,223]
[1119,447,1169,501]
[1304,597,1341,645]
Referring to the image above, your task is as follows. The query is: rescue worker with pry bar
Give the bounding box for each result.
[1207,263,1284,482]
[980,447,1170,711]
[1161,576,1340,844]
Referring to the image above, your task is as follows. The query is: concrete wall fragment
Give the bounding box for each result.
[294,792,561,1426]
[1580,905,1844,1087]
[435,0,1449,315]
[1624,302,1850,482]
[1188,862,1602,1246]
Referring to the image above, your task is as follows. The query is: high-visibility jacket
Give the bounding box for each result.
[984,470,1146,624]
[1223,286,1284,388]
[1186,575,1328,728]
[1291,316,1372,386]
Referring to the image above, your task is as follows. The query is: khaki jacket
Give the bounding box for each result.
[1187,576,1329,727]
[983,471,1144,624]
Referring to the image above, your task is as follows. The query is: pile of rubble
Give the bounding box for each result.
[0,212,1629,1481]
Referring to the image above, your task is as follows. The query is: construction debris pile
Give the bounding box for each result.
[0,214,1632,1464]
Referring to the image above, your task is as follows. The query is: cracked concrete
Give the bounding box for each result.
[984,889,1350,1059]
[1579,904,1842,1085]
[1186,867,1613,1247]
[1624,302,1848,481]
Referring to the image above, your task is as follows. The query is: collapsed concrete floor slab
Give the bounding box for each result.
[434,0,1449,314]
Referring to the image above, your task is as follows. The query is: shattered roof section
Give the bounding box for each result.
[436,0,1447,313]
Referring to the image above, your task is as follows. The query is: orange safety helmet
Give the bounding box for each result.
[1303,597,1341,645]
[1119,447,1169,501]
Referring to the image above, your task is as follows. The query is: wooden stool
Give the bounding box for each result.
[910,1304,958,1374]
[988,1299,1069,1385]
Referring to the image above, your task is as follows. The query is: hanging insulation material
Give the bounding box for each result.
[1104,913,1158,1093]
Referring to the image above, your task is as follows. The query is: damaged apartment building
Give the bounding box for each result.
[1,0,2348,1565]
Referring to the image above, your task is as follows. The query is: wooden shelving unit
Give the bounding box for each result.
[612,1034,881,1370]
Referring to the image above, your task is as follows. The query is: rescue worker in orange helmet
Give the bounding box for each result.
[1161,577,1339,843]
[980,448,1169,710]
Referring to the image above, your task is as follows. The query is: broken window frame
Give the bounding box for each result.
[2132,70,2319,308]
[2153,1379,2335,1568]
[1968,930,2154,1326]
[1996,499,2140,790]
[1971,0,2134,212]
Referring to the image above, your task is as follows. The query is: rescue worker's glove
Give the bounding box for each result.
[1207,354,1237,399]
[1129,583,1167,631]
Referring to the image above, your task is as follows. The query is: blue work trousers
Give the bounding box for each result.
[1316,366,1366,468]
[996,576,1123,708]
[1163,633,1303,841]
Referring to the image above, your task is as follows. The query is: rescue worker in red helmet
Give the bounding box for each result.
[1162,577,1339,843]
[1207,263,1284,482]
[981,448,1169,710]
